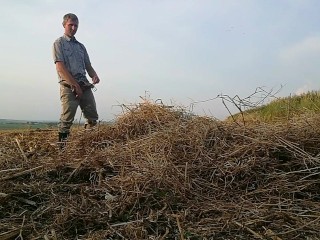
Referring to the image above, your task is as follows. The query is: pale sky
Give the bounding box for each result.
[1,0,320,121]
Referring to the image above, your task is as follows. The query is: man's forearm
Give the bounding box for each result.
[56,61,83,98]
[86,64,98,78]
[56,61,79,87]
[86,64,100,84]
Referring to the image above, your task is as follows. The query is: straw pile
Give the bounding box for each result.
[0,100,320,239]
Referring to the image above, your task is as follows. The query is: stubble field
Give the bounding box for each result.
[1,101,320,239]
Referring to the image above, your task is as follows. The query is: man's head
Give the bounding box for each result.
[62,13,79,37]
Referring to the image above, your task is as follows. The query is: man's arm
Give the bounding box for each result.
[56,61,83,98]
[86,64,100,84]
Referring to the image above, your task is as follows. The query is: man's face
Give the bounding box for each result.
[64,18,78,37]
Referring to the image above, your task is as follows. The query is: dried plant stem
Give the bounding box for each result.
[234,221,264,239]
[0,165,43,181]
[15,138,28,162]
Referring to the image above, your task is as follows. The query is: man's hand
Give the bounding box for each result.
[56,61,84,98]
[73,84,83,99]
[92,75,100,84]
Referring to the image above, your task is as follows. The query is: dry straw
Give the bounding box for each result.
[0,100,320,239]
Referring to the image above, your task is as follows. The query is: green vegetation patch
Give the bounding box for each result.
[234,91,320,122]
[0,119,58,130]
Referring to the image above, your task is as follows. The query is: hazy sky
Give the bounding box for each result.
[1,0,320,121]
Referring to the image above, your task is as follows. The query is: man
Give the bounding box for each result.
[52,13,100,145]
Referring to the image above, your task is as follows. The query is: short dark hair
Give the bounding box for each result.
[62,13,78,26]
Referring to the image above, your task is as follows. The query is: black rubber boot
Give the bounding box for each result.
[58,132,69,150]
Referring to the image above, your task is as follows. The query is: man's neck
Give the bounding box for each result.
[64,34,76,41]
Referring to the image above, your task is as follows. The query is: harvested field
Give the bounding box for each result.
[1,101,320,239]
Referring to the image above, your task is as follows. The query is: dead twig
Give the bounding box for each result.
[15,138,28,162]
[0,165,43,181]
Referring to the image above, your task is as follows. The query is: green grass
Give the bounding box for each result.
[0,120,58,130]
[233,90,320,122]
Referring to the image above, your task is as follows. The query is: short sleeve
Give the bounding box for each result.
[52,39,64,64]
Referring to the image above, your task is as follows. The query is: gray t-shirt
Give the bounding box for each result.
[53,34,91,83]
